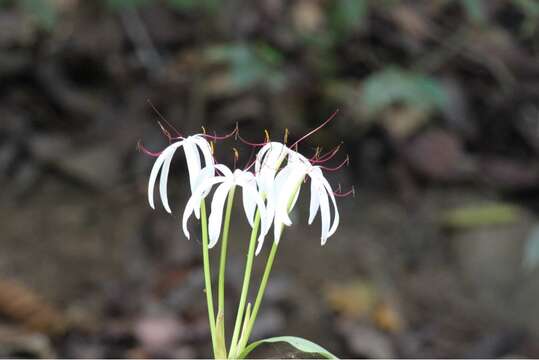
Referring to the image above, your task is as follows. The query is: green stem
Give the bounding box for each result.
[201,200,217,356]
[235,184,300,355]
[229,210,261,356]
[217,186,236,346]
[237,240,280,352]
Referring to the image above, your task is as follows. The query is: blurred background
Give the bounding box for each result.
[2,0,539,357]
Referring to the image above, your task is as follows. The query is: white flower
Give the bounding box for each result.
[256,154,339,254]
[182,165,269,248]
[255,142,292,195]
[147,135,214,215]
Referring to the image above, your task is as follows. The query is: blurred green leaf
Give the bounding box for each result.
[239,336,338,359]
[523,225,539,270]
[441,203,522,230]
[330,0,368,35]
[21,0,57,30]
[360,67,448,118]
[513,0,539,35]
[461,0,487,25]
[205,43,285,91]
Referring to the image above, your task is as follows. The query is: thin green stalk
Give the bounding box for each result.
[237,240,280,353]
[235,184,300,354]
[217,186,236,347]
[201,200,217,356]
[229,210,261,356]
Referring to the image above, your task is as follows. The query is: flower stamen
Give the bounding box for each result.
[318,155,349,172]
[137,139,162,157]
[147,99,183,138]
[289,109,339,149]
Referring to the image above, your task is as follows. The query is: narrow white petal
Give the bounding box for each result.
[240,182,268,244]
[319,174,340,239]
[192,135,215,168]
[317,178,331,244]
[184,140,202,193]
[279,166,306,226]
[191,165,216,219]
[148,149,168,210]
[208,182,233,248]
[182,189,202,239]
[182,176,224,239]
[159,143,185,213]
[308,178,320,225]
[241,177,257,227]
[254,142,273,174]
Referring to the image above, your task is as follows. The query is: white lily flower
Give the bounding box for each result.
[255,142,292,195]
[182,165,269,248]
[147,135,214,216]
[256,154,339,254]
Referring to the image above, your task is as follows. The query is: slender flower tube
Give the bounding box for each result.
[147,135,214,216]
[182,165,270,248]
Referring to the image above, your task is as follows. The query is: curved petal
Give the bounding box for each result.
[182,176,224,239]
[208,182,232,248]
[191,165,217,219]
[317,178,331,244]
[256,142,289,194]
[319,175,340,240]
[159,142,187,213]
[240,181,268,244]
[183,140,202,193]
[148,148,168,210]
[151,141,183,211]
[279,166,307,226]
[308,177,320,225]
[192,135,215,169]
[240,174,257,227]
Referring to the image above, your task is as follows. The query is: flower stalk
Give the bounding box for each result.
[201,200,218,356]
[229,210,261,357]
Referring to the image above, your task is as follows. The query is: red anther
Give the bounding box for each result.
[147,99,183,138]
[333,186,355,198]
[318,155,349,172]
[137,139,162,157]
[310,143,342,164]
[290,109,339,149]
[200,125,238,141]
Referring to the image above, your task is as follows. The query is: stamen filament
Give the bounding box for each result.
[290,109,339,149]
[147,99,183,137]
[318,156,349,172]
[137,140,162,157]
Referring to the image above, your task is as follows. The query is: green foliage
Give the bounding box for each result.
[20,0,57,30]
[461,0,487,25]
[205,43,286,91]
[523,225,539,270]
[329,0,368,36]
[360,67,448,118]
[239,336,338,359]
[513,0,539,35]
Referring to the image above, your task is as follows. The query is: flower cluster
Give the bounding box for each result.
[145,129,349,254]
[142,112,349,359]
